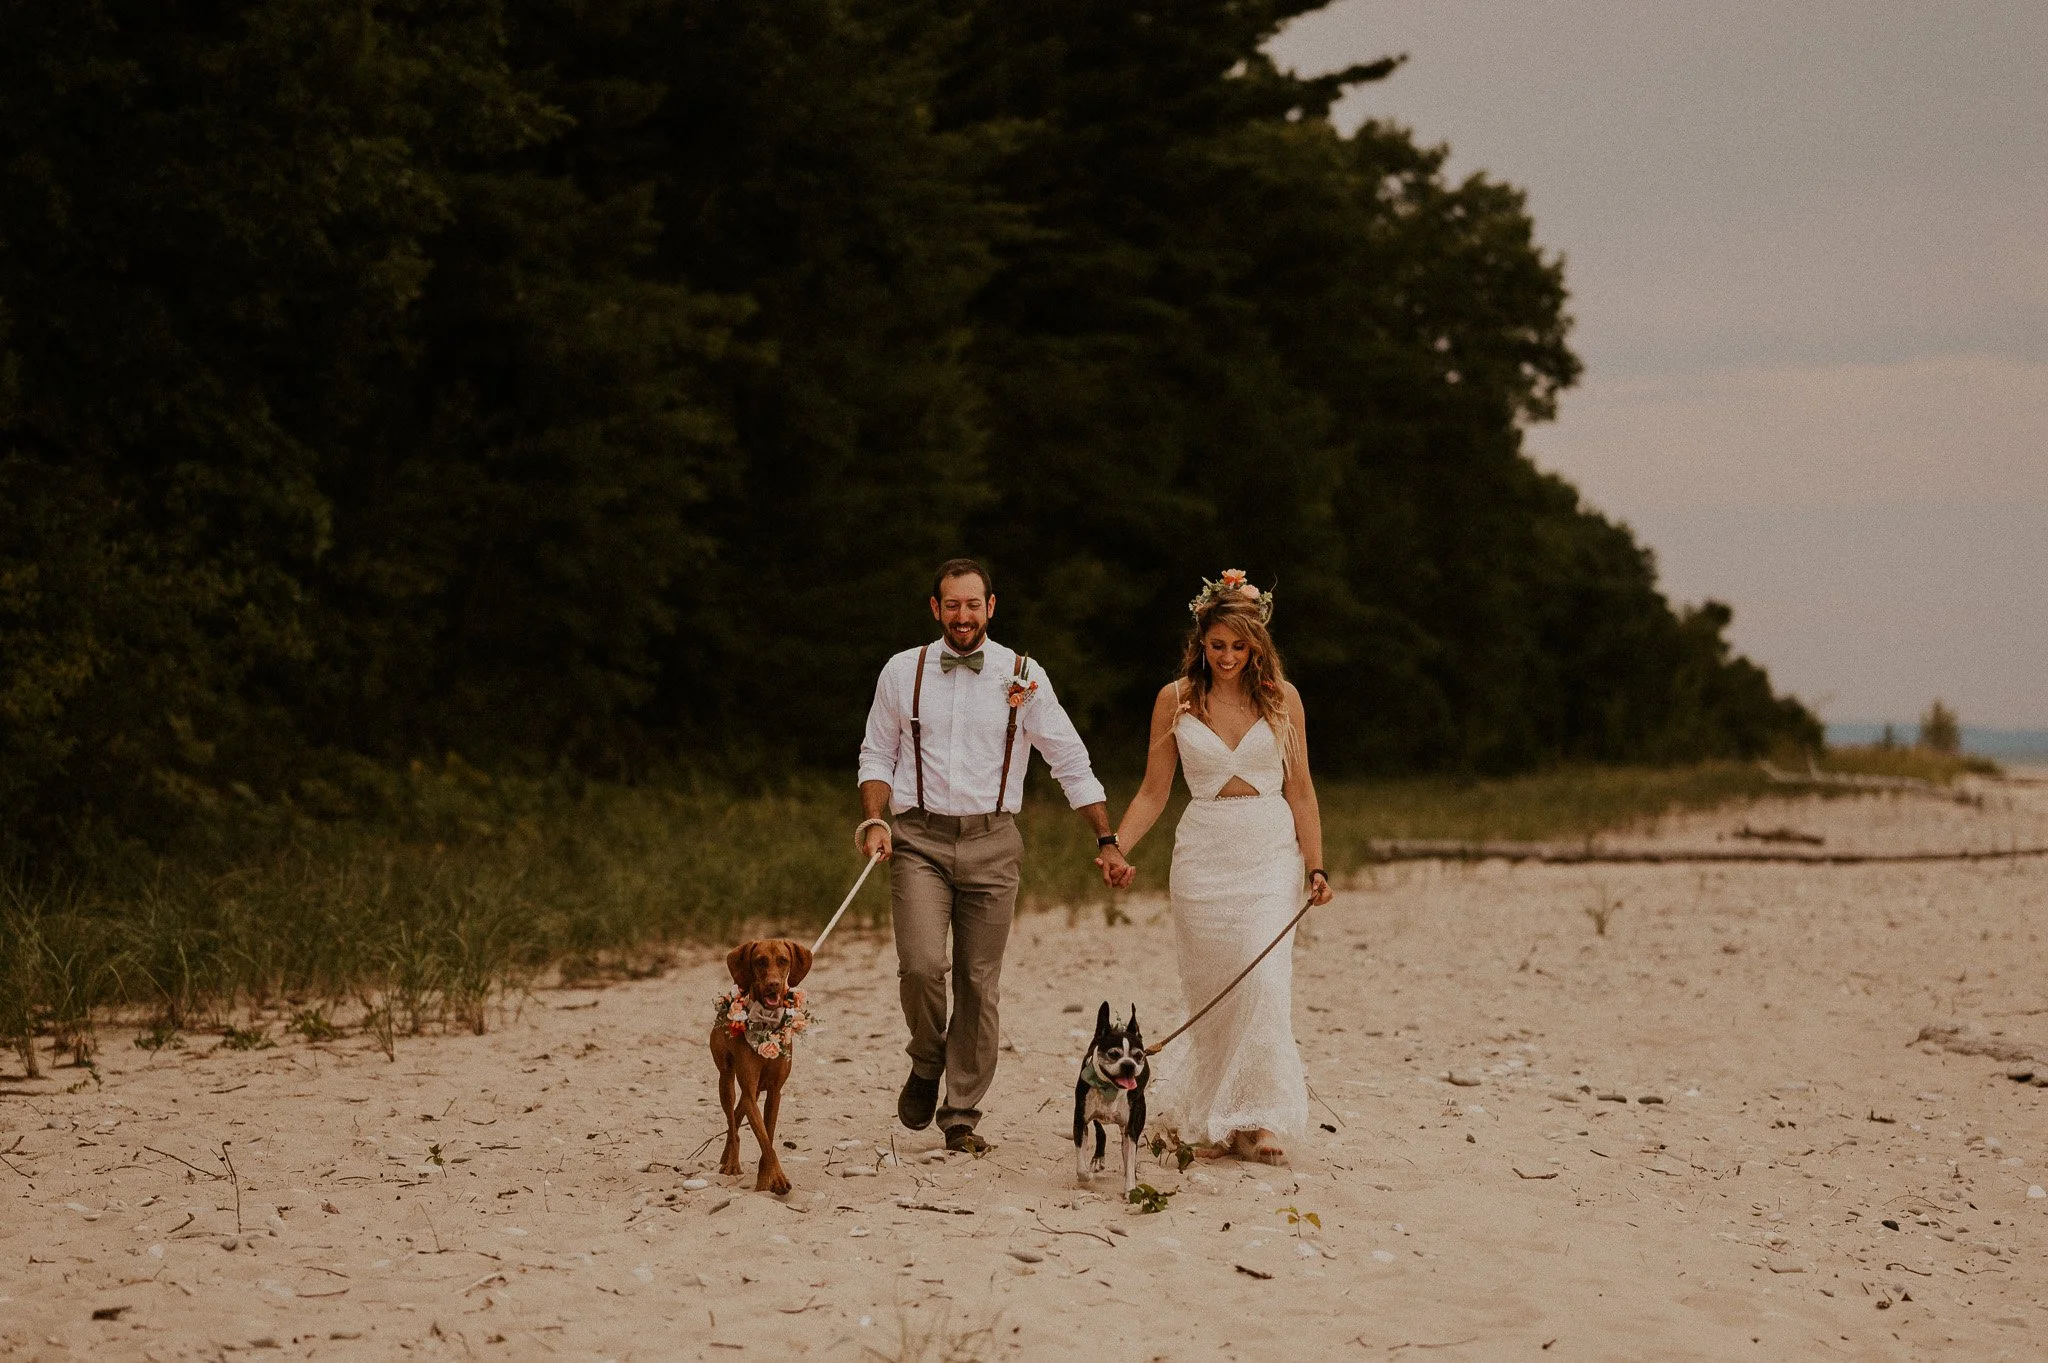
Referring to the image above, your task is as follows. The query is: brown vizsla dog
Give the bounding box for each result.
[711,938,813,1194]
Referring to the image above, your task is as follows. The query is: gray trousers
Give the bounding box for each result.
[890,809,1022,1132]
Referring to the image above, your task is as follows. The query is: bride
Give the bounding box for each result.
[1105,572,1332,1164]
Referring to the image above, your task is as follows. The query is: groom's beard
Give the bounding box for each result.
[944,623,987,653]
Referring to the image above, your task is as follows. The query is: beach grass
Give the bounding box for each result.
[1817,744,1999,784]
[0,758,1824,1066]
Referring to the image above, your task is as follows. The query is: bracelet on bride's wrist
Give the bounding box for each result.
[1309,867,1328,883]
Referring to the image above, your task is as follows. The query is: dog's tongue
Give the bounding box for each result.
[1113,1076,1137,1090]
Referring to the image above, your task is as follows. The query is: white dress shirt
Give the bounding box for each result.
[859,638,1107,816]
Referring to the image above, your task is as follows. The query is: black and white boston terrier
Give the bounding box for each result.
[1073,1002,1149,1193]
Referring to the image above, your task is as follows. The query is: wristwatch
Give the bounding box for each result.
[1097,834,1121,850]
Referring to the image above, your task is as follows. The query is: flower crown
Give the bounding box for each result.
[1188,568,1274,623]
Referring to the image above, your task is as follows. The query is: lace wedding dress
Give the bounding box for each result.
[1161,711,1309,1143]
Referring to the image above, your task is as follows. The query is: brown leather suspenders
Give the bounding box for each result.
[907,645,1027,816]
[995,652,1027,814]
[910,644,930,811]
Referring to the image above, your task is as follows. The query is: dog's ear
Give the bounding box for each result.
[1095,1001,1112,1037]
[726,943,754,988]
[1126,1004,1140,1038]
[785,940,813,986]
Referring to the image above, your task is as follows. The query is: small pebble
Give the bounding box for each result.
[682,1178,709,1190]
[2029,1186,2045,1200]
[1008,1248,1044,1263]
[1372,1250,1396,1263]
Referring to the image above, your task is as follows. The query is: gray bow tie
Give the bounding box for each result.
[940,650,984,674]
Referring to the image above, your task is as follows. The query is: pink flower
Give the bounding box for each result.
[789,1017,807,1033]
[727,1002,746,1021]
[758,1039,781,1059]
[1237,584,1260,600]
[788,989,805,1006]
[1220,568,1246,586]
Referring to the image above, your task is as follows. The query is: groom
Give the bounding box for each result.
[857,558,1129,1152]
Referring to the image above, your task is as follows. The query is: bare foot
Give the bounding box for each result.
[1193,1140,1237,1161]
[1248,1129,1286,1165]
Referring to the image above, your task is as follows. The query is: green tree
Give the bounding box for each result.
[1919,700,1960,755]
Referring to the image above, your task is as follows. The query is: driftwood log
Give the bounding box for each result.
[1361,840,2048,867]
[1912,1023,2048,1087]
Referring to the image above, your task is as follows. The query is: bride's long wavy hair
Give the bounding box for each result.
[1177,596,1295,772]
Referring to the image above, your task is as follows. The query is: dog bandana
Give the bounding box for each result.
[715,986,813,1059]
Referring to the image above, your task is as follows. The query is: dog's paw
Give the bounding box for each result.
[1089,1157,1107,1174]
[759,1168,793,1196]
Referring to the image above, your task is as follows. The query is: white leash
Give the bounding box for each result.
[813,825,890,955]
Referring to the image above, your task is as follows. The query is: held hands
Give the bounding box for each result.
[1095,845,1136,889]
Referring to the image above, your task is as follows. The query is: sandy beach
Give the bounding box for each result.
[7,778,2048,1362]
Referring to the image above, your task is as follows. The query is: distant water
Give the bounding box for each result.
[1828,722,2048,760]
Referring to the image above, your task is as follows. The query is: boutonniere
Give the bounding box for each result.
[1003,664,1039,709]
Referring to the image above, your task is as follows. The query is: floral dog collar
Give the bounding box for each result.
[716,985,813,1059]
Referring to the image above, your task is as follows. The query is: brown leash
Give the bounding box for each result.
[1144,891,1318,1057]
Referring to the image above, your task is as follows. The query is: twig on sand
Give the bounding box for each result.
[1385,1339,1480,1352]
[1306,1081,1343,1129]
[1035,1212,1113,1246]
[217,1143,243,1233]
[144,1146,226,1181]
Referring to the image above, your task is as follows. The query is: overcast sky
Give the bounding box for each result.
[1270,0,2048,728]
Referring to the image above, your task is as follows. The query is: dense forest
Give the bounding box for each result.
[0,0,1818,854]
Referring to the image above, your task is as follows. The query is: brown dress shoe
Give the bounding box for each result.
[944,1124,991,1154]
[898,1071,940,1130]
